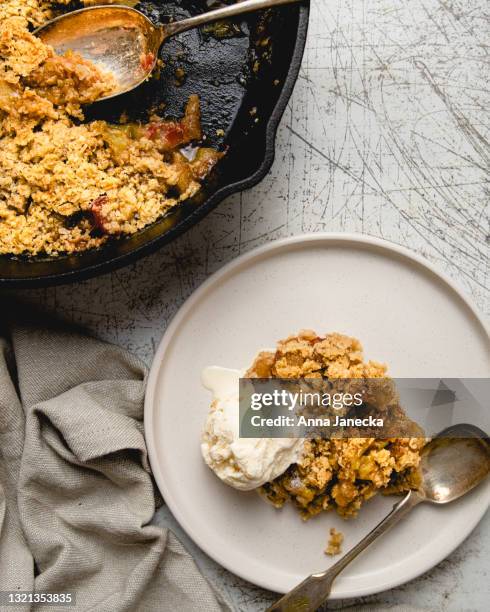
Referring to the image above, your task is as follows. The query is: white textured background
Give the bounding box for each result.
[8,0,489,610]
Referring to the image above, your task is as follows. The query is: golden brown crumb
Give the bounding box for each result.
[0,1,222,256]
[325,527,344,556]
[250,331,426,519]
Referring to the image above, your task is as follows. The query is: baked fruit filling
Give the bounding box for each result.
[245,330,426,519]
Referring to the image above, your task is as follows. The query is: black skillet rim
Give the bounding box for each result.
[1,2,310,288]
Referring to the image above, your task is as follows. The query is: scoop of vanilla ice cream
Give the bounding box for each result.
[201,366,304,491]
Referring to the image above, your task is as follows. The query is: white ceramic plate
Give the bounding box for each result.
[145,234,490,598]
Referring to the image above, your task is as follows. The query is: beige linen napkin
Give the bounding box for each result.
[0,315,230,612]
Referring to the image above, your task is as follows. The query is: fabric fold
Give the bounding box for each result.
[0,314,230,612]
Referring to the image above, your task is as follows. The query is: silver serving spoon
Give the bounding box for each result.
[268,424,490,612]
[34,0,303,102]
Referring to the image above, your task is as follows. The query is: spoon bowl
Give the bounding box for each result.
[34,0,302,102]
[420,424,490,504]
[36,6,162,100]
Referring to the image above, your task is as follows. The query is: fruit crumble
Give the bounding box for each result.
[0,0,222,256]
[246,330,426,519]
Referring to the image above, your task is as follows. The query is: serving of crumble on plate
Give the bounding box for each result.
[245,330,426,520]
[145,234,490,596]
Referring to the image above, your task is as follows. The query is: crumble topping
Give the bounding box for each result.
[325,527,344,556]
[248,330,425,519]
[0,1,222,256]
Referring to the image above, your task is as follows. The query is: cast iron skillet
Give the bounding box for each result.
[0,0,309,287]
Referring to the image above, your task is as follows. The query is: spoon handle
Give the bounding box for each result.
[267,490,423,612]
[163,0,303,38]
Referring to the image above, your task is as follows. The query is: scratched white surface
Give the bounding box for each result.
[7,0,489,610]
